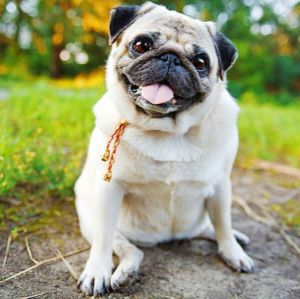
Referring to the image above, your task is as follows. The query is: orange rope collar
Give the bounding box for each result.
[101,119,129,182]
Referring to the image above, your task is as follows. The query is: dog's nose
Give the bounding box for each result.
[159,53,181,66]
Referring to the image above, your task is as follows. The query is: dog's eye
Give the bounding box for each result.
[132,38,152,53]
[194,54,208,70]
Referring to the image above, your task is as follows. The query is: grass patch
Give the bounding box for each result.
[238,103,300,168]
[0,78,104,229]
[0,80,103,197]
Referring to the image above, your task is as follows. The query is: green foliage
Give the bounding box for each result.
[268,55,300,91]
[232,88,300,106]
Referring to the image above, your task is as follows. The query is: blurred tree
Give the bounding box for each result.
[0,0,119,77]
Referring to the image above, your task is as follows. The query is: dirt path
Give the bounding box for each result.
[1,169,300,299]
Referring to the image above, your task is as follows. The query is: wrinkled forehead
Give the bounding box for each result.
[121,8,215,54]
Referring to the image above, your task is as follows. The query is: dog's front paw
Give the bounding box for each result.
[218,239,255,273]
[77,257,112,297]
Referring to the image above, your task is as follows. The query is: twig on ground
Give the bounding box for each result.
[276,188,300,204]
[254,160,300,179]
[0,246,89,285]
[19,291,52,299]
[233,195,300,257]
[24,237,39,265]
[56,250,79,281]
[278,227,300,256]
[2,233,12,269]
[233,196,273,225]
[252,201,300,255]
[0,197,20,206]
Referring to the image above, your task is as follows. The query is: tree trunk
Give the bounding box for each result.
[14,0,22,53]
[50,42,63,78]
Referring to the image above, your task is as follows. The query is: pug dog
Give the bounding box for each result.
[75,2,255,297]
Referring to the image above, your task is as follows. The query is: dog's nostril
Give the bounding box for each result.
[159,53,181,65]
[160,54,169,62]
[174,57,181,65]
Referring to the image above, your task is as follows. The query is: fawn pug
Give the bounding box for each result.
[75,2,254,297]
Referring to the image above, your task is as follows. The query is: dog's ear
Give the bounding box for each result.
[109,5,141,45]
[205,22,238,80]
[214,32,238,74]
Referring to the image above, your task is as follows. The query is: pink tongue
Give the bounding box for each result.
[141,84,174,105]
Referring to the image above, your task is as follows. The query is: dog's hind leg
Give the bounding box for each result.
[111,231,144,291]
[198,217,250,246]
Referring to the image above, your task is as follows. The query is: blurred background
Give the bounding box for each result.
[0,1,299,235]
[1,0,299,93]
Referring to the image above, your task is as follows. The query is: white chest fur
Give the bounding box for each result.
[113,127,226,244]
[92,90,239,244]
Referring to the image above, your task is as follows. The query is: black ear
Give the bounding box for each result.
[109,5,141,45]
[214,32,238,78]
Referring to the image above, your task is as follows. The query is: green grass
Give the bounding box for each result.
[0,77,299,231]
[0,78,103,200]
[238,103,300,168]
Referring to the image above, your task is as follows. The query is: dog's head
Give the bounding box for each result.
[106,2,237,118]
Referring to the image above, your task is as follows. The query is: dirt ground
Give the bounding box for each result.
[1,169,300,299]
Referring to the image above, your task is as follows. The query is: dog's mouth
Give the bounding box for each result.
[122,75,200,117]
